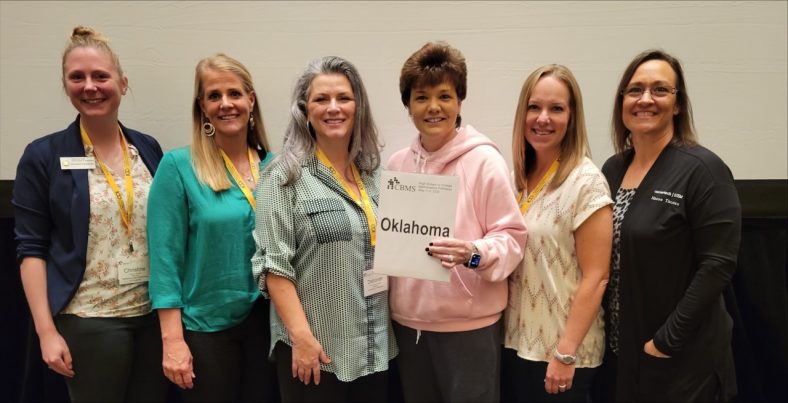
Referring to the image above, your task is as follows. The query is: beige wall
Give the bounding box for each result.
[1,1,786,179]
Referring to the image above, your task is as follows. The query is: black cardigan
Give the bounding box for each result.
[602,144,741,401]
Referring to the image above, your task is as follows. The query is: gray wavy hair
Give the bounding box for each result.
[276,56,382,185]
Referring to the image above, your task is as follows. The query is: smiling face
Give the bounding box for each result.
[199,69,255,139]
[622,59,679,139]
[408,81,461,147]
[63,46,127,120]
[524,75,571,159]
[306,73,356,148]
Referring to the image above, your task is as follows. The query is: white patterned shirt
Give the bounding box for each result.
[504,157,612,367]
[62,143,153,317]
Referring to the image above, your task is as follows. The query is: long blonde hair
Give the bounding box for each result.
[190,54,271,191]
[512,64,590,193]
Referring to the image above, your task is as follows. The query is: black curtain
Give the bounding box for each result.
[727,218,788,403]
[2,215,69,403]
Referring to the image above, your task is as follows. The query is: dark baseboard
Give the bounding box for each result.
[735,179,788,219]
[1,178,786,219]
[0,180,11,219]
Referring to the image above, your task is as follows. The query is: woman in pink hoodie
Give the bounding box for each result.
[387,41,527,402]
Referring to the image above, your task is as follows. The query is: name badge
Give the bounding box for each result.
[117,255,150,285]
[363,270,388,297]
[60,157,96,170]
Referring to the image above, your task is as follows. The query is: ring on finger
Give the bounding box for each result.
[558,384,567,390]
[448,255,453,263]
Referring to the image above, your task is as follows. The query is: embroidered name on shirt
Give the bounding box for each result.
[379,217,450,237]
[651,190,683,207]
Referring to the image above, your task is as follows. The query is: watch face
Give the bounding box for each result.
[469,253,481,268]
[553,349,576,364]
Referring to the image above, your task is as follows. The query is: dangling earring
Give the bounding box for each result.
[249,114,255,130]
[202,117,215,137]
[307,120,315,137]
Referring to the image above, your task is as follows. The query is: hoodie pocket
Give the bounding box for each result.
[301,198,352,244]
[418,269,476,321]
[453,267,476,298]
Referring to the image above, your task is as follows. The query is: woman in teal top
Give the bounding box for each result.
[147,54,278,402]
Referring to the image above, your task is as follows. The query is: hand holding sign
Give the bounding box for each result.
[373,171,458,282]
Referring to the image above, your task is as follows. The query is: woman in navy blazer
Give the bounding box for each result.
[13,26,167,402]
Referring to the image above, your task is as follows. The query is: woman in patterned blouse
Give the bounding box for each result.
[252,56,395,402]
[502,64,613,403]
[13,26,167,401]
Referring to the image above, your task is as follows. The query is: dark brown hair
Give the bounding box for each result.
[399,41,467,127]
[612,49,697,153]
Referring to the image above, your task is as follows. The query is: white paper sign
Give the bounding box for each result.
[373,171,457,282]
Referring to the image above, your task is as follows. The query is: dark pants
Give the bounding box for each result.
[180,298,278,403]
[589,348,617,402]
[501,347,597,403]
[393,319,502,403]
[590,348,726,403]
[274,342,389,402]
[55,311,167,402]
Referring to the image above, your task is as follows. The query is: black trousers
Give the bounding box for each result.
[590,348,726,403]
[180,298,278,403]
[393,319,502,403]
[501,347,597,403]
[55,311,167,402]
[274,342,389,402]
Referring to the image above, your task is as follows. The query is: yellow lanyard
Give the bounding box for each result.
[219,148,259,209]
[80,122,135,251]
[315,148,377,246]
[517,159,559,215]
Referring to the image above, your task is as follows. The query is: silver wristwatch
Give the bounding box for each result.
[553,348,577,365]
[464,242,481,269]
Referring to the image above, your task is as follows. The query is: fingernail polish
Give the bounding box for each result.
[425,247,430,252]
[429,242,433,246]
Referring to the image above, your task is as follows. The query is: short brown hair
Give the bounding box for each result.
[611,49,697,154]
[399,42,467,127]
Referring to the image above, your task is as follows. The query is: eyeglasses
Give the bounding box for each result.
[622,85,678,99]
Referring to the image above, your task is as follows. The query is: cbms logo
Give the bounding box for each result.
[387,177,416,192]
